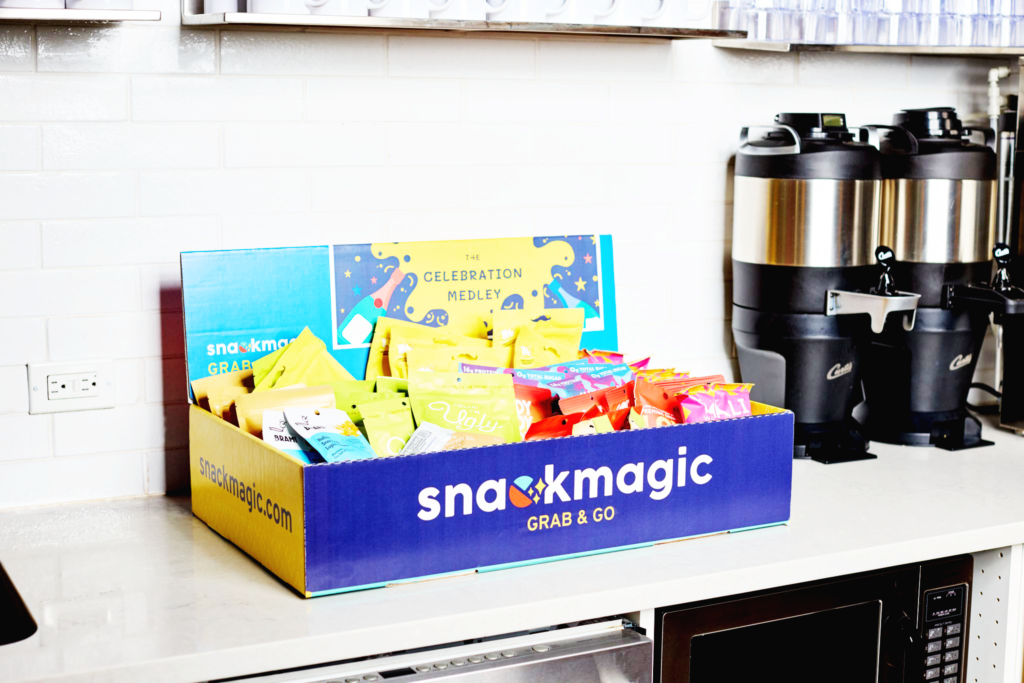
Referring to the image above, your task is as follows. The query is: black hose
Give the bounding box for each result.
[967,382,1002,414]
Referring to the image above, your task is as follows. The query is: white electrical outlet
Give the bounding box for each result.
[27,360,115,415]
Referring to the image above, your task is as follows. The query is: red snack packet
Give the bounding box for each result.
[513,383,554,439]
[524,413,585,441]
[604,407,631,431]
[633,379,682,426]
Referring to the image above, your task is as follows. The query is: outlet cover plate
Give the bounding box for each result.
[27,360,115,415]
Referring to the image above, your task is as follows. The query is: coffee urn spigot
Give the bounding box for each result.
[825,247,922,334]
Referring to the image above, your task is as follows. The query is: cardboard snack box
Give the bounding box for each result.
[183,235,794,597]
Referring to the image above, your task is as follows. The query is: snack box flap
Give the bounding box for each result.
[181,236,618,397]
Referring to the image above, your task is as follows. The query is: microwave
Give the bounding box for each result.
[655,555,973,683]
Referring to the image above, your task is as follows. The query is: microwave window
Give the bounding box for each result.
[689,600,881,683]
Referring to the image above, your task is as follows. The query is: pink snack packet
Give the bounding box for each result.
[714,383,753,418]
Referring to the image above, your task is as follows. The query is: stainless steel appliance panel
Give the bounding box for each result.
[217,620,651,683]
[881,178,997,264]
[732,176,881,267]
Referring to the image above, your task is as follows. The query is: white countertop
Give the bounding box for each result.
[2,420,1024,683]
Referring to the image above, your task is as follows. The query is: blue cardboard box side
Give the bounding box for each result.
[303,411,794,594]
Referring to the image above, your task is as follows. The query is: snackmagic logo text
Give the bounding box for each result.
[198,457,293,533]
[416,447,712,521]
[206,336,298,357]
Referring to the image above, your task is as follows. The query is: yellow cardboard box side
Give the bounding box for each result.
[751,401,788,415]
[189,405,306,594]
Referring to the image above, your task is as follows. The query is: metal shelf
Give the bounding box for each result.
[181,1,744,39]
[0,6,159,21]
[713,38,1024,56]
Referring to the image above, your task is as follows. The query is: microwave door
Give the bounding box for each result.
[688,601,883,682]
[656,566,922,683]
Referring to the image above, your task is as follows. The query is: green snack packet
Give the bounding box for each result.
[337,389,403,428]
[408,371,521,443]
[359,398,416,457]
[325,379,375,406]
[375,376,408,396]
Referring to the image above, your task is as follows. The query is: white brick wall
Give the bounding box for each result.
[0,17,1008,509]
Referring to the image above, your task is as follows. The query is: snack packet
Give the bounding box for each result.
[580,349,625,364]
[513,326,580,369]
[678,383,754,423]
[408,371,520,443]
[284,408,376,463]
[513,384,554,439]
[637,368,689,382]
[324,379,375,406]
[235,385,336,436]
[590,406,632,431]
[400,422,455,455]
[458,363,513,375]
[442,432,505,450]
[375,376,408,396]
[366,318,487,381]
[191,368,253,412]
[359,398,416,457]
[559,382,633,416]
[407,346,512,374]
[524,413,584,441]
[678,385,719,424]
[253,327,355,391]
[632,379,682,428]
[207,384,250,425]
[261,409,320,464]
[571,414,615,436]
[389,327,491,379]
[334,390,403,430]
[492,309,585,351]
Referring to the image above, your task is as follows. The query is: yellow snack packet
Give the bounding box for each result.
[359,398,416,457]
[492,309,585,351]
[191,368,253,413]
[253,345,287,387]
[513,327,579,369]
[388,328,491,379]
[406,346,512,374]
[207,384,250,425]
[365,318,488,381]
[235,385,336,436]
[408,371,521,443]
[253,327,354,392]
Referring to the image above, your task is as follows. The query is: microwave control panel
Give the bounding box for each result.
[921,585,967,683]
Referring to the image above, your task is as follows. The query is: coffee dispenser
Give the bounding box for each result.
[859,108,999,450]
[731,113,920,464]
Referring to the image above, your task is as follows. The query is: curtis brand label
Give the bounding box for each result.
[950,354,973,371]
[416,447,712,521]
[827,361,853,380]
